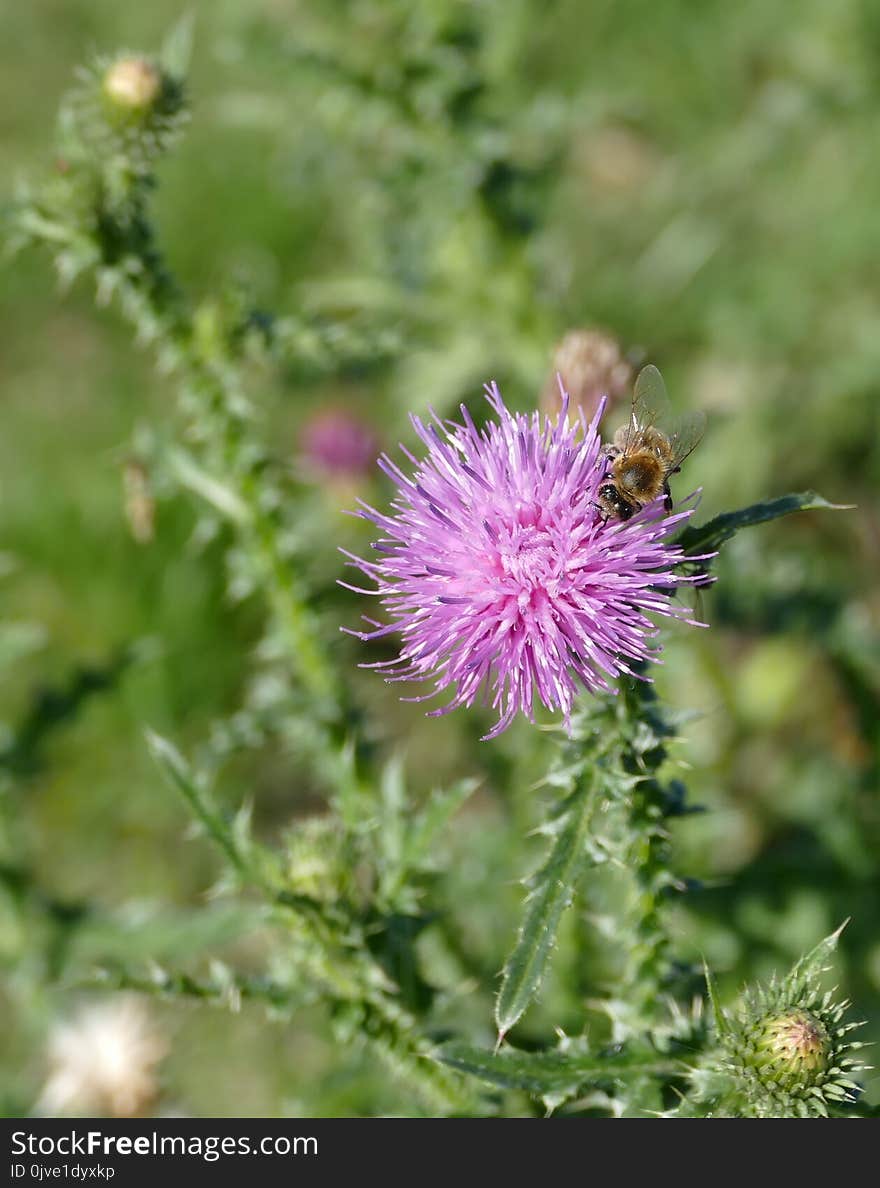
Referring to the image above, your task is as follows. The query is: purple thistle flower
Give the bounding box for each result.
[342,382,704,740]
[301,408,379,481]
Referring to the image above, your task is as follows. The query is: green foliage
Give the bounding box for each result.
[2,1,877,1119]
[437,1038,683,1115]
[495,770,596,1039]
[676,492,852,573]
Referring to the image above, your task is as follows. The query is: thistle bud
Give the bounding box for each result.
[541,329,633,422]
[300,408,379,485]
[699,927,869,1118]
[285,818,342,902]
[103,57,163,117]
[745,1009,831,1091]
[66,53,186,173]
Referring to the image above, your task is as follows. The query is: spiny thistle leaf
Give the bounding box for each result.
[145,729,265,885]
[436,1039,682,1100]
[676,491,851,565]
[495,771,596,1039]
[88,962,309,1016]
[403,777,479,874]
[378,770,478,908]
[703,959,730,1038]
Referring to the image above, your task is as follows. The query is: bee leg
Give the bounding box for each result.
[663,482,674,513]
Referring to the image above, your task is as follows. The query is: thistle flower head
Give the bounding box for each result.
[343,381,702,739]
[103,57,163,114]
[301,408,379,483]
[37,996,167,1118]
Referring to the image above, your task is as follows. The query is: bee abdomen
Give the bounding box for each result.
[616,454,662,491]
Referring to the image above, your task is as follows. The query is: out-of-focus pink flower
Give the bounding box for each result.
[343,381,703,739]
[300,408,379,482]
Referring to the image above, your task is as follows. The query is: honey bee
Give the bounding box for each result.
[597,364,704,522]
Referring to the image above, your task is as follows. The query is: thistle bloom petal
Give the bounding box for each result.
[343,381,703,739]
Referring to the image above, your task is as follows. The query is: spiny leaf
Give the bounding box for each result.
[436,1040,681,1098]
[676,491,851,561]
[145,729,253,880]
[379,772,478,906]
[703,959,730,1037]
[404,777,479,872]
[784,919,849,993]
[87,962,308,1015]
[495,773,595,1039]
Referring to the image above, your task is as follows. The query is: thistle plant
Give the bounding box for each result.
[4,14,872,1119]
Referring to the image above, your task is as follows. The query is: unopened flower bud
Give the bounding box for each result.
[103,57,163,115]
[300,408,379,484]
[746,1009,831,1091]
[542,329,633,422]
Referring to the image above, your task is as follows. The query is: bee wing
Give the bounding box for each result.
[632,364,672,427]
[666,409,706,472]
[618,364,672,449]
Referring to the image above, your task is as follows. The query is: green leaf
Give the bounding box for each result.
[436,1040,681,1099]
[378,755,407,877]
[495,773,595,1038]
[378,769,478,906]
[85,962,308,1015]
[70,903,264,967]
[160,10,196,80]
[0,621,47,674]
[676,491,851,561]
[167,448,252,526]
[785,919,849,992]
[145,729,253,880]
[703,959,730,1037]
[403,777,479,873]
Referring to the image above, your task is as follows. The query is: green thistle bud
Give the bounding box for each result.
[284,818,343,903]
[64,52,188,179]
[102,57,163,116]
[692,927,869,1118]
[745,1009,831,1092]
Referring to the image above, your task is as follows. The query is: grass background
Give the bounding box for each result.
[2,0,878,1114]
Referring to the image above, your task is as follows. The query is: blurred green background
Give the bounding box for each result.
[2,0,878,1114]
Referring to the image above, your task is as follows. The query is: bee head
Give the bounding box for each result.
[598,483,633,521]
